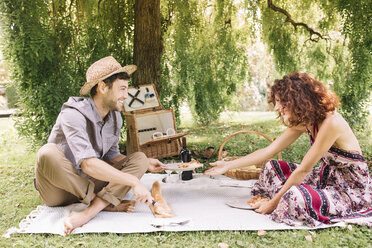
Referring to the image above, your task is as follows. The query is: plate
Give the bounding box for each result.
[225,197,256,210]
[164,162,203,171]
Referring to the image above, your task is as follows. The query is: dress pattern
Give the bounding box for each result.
[251,125,372,227]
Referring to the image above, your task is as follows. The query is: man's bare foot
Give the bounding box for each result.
[103,200,137,212]
[63,196,109,235]
[64,211,92,235]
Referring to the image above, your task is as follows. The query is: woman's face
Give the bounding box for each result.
[274,96,291,124]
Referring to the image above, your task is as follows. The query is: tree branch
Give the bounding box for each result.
[267,0,326,42]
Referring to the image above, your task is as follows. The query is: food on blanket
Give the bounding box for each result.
[224,164,263,180]
[150,181,175,218]
[246,195,269,205]
[229,165,262,173]
[177,160,201,169]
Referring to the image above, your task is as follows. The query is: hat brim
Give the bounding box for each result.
[80,64,137,95]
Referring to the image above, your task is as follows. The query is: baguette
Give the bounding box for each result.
[150,181,175,218]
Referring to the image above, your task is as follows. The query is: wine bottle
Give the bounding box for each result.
[180,137,192,180]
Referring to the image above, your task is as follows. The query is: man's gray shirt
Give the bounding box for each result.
[48,97,122,171]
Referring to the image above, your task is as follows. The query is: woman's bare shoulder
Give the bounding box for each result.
[321,111,361,150]
[321,111,346,130]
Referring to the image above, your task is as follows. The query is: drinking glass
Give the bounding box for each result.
[163,169,173,183]
[163,159,175,183]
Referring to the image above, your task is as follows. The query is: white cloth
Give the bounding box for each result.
[4,174,343,237]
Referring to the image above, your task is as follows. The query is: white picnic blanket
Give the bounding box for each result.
[4,173,345,237]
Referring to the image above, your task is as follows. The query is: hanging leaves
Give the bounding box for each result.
[0,0,370,147]
[0,0,135,147]
[163,0,248,124]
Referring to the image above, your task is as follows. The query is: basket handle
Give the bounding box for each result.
[217,130,282,161]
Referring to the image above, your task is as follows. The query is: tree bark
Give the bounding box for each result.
[133,0,163,93]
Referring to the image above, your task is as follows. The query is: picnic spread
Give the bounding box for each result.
[5,78,371,237]
[4,173,348,237]
[5,123,371,237]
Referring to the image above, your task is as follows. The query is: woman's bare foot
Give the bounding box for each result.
[104,200,137,212]
[64,211,92,235]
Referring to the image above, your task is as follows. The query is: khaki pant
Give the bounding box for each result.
[35,143,148,207]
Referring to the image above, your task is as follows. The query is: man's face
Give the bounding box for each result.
[104,79,129,112]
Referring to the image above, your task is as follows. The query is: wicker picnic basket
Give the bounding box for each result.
[123,84,186,159]
[218,130,282,180]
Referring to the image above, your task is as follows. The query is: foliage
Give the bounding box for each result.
[0,0,66,146]
[162,0,248,124]
[5,84,18,108]
[161,0,371,127]
[0,55,18,108]
[0,0,371,145]
[0,55,8,82]
[333,0,372,131]
[0,0,134,147]
[259,0,371,131]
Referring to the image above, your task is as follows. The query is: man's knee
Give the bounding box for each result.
[130,151,147,159]
[36,143,60,172]
[128,152,149,171]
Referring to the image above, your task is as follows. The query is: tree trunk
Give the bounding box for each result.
[133,0,162,93]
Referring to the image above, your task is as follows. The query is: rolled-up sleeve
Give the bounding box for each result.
[60,108,97,168]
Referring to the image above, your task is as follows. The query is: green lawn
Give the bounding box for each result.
[0,112,371,248]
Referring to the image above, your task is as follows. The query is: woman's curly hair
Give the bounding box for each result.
[268,72,340,127]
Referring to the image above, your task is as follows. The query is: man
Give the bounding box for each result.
[34,56,165,235]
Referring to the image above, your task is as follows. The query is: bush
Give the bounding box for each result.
[5,84,18,108]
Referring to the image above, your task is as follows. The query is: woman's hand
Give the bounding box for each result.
[204,160,229,176]
[148,158,166,173]
[254,199,278,214]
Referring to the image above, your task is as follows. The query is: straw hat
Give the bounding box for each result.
[80,56,137,95]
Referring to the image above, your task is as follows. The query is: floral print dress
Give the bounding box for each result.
[251,124,372,227]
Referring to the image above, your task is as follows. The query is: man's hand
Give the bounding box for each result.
[132,182,153,204]
[148,158,166,173]
[204,160,229,176]
[254,199,278,214]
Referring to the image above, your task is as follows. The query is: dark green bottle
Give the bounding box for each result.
[180,137,192,180]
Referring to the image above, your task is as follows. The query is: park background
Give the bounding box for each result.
[0,0,371,247]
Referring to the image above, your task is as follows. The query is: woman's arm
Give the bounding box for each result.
[255,116,342,214]
[204,127,305,176]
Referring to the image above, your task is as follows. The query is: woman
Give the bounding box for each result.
[205,72,372,227]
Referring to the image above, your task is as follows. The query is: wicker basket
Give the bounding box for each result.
[139,136,183,159]
[123,84,186,159]
[218,130,282,180]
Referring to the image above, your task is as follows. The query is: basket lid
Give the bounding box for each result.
[122,84,162,114]
[140,133,187,146]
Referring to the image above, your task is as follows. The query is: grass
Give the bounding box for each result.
[0,112,371,248]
